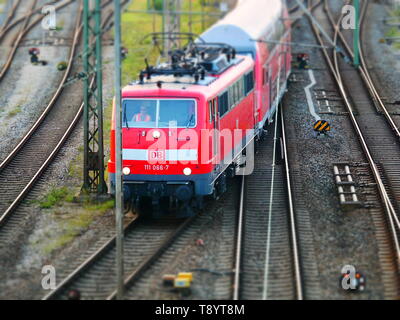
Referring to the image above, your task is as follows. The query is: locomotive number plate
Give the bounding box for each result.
[144,165,170,171]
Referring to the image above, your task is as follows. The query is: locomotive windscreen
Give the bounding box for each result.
[123,99,197,128]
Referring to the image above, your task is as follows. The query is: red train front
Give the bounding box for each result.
[108,43,256,216]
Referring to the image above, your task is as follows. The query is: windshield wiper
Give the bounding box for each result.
[123,106,130,129]
[186,114,194,128]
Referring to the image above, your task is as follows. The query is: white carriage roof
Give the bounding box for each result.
[199,0,284,55]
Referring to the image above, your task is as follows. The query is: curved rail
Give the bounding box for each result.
[0,0,119,227]
[106,216,196,300]
[0,2,83,227]
[330,0,400,263]
[0,0,21,36]
[42,218,139,300]
[309,0,400,266]
[323,0,400,139]
[0,0,60,43]
[43,216,195,300]
[0,0,39,81]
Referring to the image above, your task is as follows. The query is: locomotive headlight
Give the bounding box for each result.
[183,168,192,176]
[123,167,131,176]
[153,130,161,139]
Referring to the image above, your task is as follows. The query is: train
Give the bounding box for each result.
[108,0,292,217]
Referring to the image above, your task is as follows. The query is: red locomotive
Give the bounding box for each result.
[108,0,291,216]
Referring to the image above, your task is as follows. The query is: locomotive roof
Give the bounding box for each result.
[122,55,254,99]
[199,0,285,56]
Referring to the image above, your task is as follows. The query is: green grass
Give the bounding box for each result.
[84,199,115,212]
[385,26,400,50]
[388,7,400,24]
[7,105,22,118]
[55,18,65,31]
[36,187,75,209]
[391,8,400,18]
[41,198,115,254]
[385,26,400,38]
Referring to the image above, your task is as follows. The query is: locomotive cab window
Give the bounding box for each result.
[123,99,196,128]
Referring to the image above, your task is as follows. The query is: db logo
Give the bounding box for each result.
[148,150,165,162]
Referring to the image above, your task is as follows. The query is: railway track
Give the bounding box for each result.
[232,117,304,300]
[0,0,21,37]
[309,0,400,297]
[0,0,76,81]
[0,0,70,43]
[43,217,197,300]
[0,2,84,230]
[0,0,38,81]
[43,179,243,300]
[228,1,328,301]
[0,1,121,238]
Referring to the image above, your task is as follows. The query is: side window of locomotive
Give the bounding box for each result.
[245,72,254,95]
[232,82,238,106]
[239,77,244,99]
[232,80,243,106]
[209,101,213,123]
[228,86,234,109]
[218,92,229,117]
[236,81,242,103]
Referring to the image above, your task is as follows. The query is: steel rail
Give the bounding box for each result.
[232,176,245,300]
[323,0,400,139]
[309,1,400,265]
[0,0,38,80]
[291,0,322,25]
[329,0,400,229]
[0,0,61,43]
[42,218,139,300]
[106,216,196,300]
[0,0,111,172]
[0,0,76,81]
[233,110,304,300]
[330,0,400,264]
[281,105,303,300]
[0,0,21,35]
[0,0,120,227]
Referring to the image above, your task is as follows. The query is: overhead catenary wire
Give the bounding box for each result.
[292,0,350,62]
